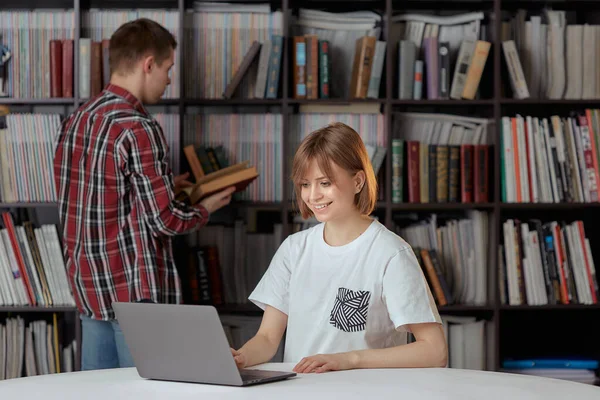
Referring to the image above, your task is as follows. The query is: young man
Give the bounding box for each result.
[53,18,235,370]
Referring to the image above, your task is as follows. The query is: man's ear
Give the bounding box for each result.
[142,55,154,74]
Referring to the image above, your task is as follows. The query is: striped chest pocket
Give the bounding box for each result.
[329,287,371,332]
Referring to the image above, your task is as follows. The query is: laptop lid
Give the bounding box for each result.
[113,302,244,386]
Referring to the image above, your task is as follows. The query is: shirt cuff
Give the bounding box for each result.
[193,203,210,226]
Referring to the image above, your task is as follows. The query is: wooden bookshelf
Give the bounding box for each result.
[1,0,599,378]
[0,306,78,313]
[0,202,60,208]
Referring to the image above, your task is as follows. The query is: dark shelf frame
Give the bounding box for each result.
[0,306,79,313]
[3,0,600,376]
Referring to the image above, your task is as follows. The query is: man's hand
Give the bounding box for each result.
[174,172,194,194]
[292,352,357,374]
[199,186,236,213]
[231,348,247,369]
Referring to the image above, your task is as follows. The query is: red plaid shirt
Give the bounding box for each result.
[53,84,208,321]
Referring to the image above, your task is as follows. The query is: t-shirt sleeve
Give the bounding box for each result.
[382,247,442,332]
[248,237,292,315]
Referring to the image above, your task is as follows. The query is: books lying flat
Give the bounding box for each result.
[176,161,259,205]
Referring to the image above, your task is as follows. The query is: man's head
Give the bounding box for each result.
[109,18,176,104]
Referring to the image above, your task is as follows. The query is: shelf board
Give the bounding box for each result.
[228,201,285,209]
[290,98,385,105]
[216,304,263,314]
[78,98,180,106]
[391,202,494,211]
[501,202,600,210]
[501,98,600,105]
[438,305,495,312]
[500,304,600,311]
[214,304,495,315]
[185,98,282,106]
[0,98,75,105]
[392,99,493,106]
[0,202,58,208]
[0,306,77,312]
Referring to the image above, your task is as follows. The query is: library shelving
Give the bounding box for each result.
[1,0,599,381]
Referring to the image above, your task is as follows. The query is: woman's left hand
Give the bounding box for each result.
[292,352,357,374]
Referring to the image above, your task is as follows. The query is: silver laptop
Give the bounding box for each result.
[112,302,296,386]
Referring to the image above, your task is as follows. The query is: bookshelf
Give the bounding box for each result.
[1,0,599,381]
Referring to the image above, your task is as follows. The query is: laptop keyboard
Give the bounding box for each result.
[240,371,269,380]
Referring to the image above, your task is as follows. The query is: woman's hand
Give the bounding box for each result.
[231,348,247,369]
[292,352,357,374]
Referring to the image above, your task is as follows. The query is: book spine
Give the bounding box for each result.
[413,60,423,100]
[428,144,437,203]
[436,145,449,203]
[461,40,491,100]
[474,145,490,202]
[62,39,74,98]
[392,139,403,203]
[79,38,91,99]
[90,41,103,96]
[438,41,450,99]
[407,140,420,203]
[265,35,283,99]
[50,40,63,98]
[305,35,318,99]
[293,36,306,99]
[319,40,330,98]
[460,144,474,203]
[448,145,460,202]
[367,40,385,99]
[450,39,476,100]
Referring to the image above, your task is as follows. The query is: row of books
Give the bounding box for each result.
[501,110,600,203]
[0,112,180,204]
[291,34,385,100]
[187,5,283,99]
[82,10,180,98]
[291,9,382,99]
[442,315,488,370]
[0,11,75,99]
[221,36,283,100]
[395,210,491,307]
[0,316,77,380]
[504,9,600,100]
[392,112,492,204]
[0,213,75,308]
[502,359,599,385]
[183,114,283,202]
[0,114,59,203]
[500,219,599,306]
[49,37,111,99]
[395,16,491,100]
[183,220,284,305]
[0,10,181,99]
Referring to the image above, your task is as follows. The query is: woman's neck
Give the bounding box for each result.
[322,213,373,247]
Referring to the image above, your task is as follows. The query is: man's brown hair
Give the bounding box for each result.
[291,122,378,219]
[109,18,177,75]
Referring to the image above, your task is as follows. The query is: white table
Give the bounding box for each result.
[1,363,599,399]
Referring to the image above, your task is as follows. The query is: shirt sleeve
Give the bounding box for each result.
[382,247,442,332]
[248,237,292,315]
[120,119,209,236]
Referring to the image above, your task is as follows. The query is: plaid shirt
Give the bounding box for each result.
[53,84,208,321]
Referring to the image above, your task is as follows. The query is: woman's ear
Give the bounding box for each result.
[354,170,366,193]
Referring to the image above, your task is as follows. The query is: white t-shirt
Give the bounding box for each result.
[248,219,442,363]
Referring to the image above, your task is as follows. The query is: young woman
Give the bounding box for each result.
[231,122,447,373]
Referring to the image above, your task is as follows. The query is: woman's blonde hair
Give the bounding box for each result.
[291,122,377,219]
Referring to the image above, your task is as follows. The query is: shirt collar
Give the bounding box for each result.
[104,83,148,115]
